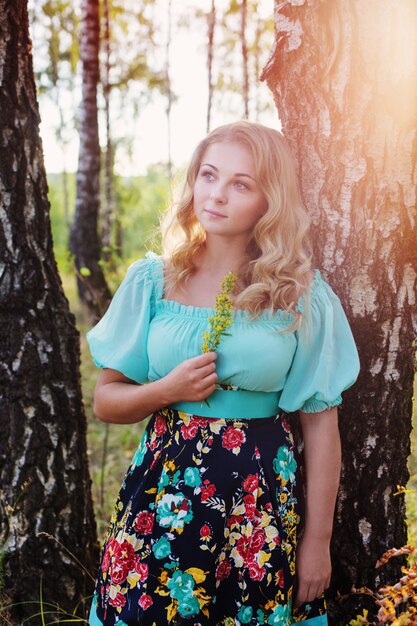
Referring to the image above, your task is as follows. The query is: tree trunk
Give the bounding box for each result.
[70,0,111,319]
[0,1,98,623]
[101,0,115,265]
[262,1,417,623]
[206,0,216,133]
[165,0,173,180]
[252,8,262,121]
[241,0,249,118]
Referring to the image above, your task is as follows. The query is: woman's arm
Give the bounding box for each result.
[294,405,341,607]
[93,351,218,424]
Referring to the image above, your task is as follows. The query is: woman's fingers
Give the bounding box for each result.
[294,578,328,607]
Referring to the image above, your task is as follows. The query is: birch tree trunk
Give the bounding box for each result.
[241,0,249,119]
[0,1,98,622]
[101,0,115,264]
[262,1,417,623]
[207,0,216,133]
[165,0,173,180]
[70,0,111,318]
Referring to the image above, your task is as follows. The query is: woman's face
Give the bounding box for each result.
[193,141,268,240]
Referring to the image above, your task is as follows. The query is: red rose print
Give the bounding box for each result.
[133,511,155,535]
[154,413,167,436]
[133,557,149,581]
[109,591,126,608]
[181,421,199,439]
[250,528,266,553]
[102,545,112,573]
[236,535,251,561]
[102,537,117,573]
[227,514,244,527]
[200,524,211,538]
[222,426,246,452]
[248,561,266,581]
[277,568,285,588]
[139,594,153,610]
[200,482,216,502]
[215,558,231,581]
[243,474,258,493]
[113,540,134,564]
[243,493,256,520]
[193,416,208,428]
[110,561,130,585]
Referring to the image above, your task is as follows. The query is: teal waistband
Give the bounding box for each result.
[168,388,280,419]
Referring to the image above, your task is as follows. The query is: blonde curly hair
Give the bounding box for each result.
[159,120,314,334]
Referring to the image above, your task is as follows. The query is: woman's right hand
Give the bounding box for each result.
[160,352,218,404]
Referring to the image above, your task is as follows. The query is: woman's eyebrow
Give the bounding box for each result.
[200,163,256,181]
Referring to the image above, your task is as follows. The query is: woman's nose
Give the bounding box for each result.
[210,184,227,204]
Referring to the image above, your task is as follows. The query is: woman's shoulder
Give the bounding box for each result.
[116,252,165,302]
[125,251,163,280]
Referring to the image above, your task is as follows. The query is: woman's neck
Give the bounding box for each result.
[195,238,249,276]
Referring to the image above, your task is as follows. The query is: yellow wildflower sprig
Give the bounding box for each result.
[200,271,238,408]
[201,272,238,353]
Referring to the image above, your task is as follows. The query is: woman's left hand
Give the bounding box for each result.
[293,532,332,608]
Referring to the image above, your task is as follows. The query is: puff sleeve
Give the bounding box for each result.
[278,275,360,413]
[85,257,154,383]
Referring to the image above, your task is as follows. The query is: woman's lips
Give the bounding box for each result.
[205,209,226,218]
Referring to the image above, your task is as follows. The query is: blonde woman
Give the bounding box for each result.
[86,120,360,626]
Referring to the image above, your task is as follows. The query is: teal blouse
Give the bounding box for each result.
[86,251,360,414]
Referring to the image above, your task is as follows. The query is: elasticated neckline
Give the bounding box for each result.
[145,251,322,322]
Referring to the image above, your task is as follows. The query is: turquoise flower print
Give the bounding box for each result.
[177,594,200,618]
[167,570,195,600]
[158,467,170,491]
[237,605,253,623]
[267,602,291,625]
[131,431,148,468]
[273,446,297,484]
[152,535,171,559]
[156,492,193,530]
[183,467,202,488]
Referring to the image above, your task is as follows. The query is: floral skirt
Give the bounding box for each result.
[89,408,328,626]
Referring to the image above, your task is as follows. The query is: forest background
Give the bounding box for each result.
[1,0,416,624]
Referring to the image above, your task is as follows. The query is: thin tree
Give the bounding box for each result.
[70,0,111,317]
[30,0,80,231]
[165,0,173,180]
[0,0,98,622]
[207,0,216,133]
[101,0,115,264]
[262,1,417,623]
[241,0,249,118]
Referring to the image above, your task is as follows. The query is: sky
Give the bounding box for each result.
[35,0,278,176]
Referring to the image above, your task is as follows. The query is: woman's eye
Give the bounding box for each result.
[235,180,248,190]
[201,170,214,181]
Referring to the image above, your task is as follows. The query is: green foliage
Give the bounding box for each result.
[211,0,275,118]
[47,166,169,280]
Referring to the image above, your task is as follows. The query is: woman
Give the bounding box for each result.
[86,120,360,626]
